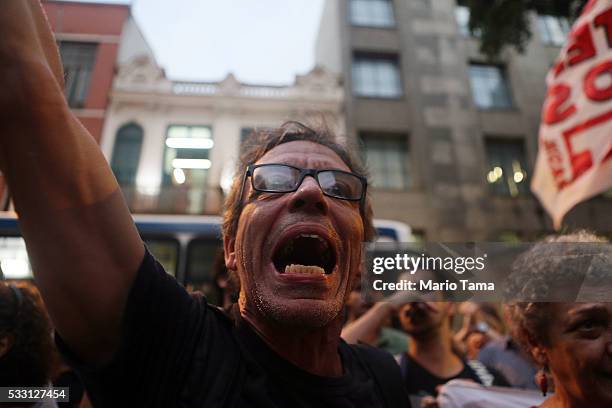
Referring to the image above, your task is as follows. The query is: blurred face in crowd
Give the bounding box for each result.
[398,302,454,337]
[535,302,612,406]
[0,283,54,387]
[397,271,454,337]
[227,141,365,328]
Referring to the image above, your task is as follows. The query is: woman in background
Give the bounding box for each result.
[506,231,612,408]
[0,281,57,407]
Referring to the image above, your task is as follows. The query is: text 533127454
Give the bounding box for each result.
[0,387,69,403]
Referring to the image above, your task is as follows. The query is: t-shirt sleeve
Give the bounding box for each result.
[55,248,226,407]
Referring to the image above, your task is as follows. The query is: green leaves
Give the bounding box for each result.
[462,0,589,59]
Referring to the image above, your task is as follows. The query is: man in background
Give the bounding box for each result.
[343,269,508,405]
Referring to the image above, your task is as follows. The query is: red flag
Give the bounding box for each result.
[532,0,612,229]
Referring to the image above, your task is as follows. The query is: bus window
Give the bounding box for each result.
[185,238,222,298]
[144,238,179,277]
[0,236,32,280]
[374,219,414,243]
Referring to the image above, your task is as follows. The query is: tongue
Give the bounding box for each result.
[284,264,325,275]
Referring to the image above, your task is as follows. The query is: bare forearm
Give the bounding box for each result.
[341,302,393,344]
[0,1,115,206]
[0,1,63,88]
[2,81,118,209]
[0,0,144,364]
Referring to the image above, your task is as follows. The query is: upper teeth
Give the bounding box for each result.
[298,233,329,248]
[285,264,326,275]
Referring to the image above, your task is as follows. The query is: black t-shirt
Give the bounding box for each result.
[399,352,507,398]
[53,370,84,408]
[57,250,407,408]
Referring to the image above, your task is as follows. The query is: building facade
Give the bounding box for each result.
[43,0,131,143]
[101,55,344,215]
[1,0,131,208]
[315,0,612,241]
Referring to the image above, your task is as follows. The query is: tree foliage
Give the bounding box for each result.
[462,0,590,59]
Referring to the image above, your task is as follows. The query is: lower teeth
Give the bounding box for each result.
[284,264,325,275]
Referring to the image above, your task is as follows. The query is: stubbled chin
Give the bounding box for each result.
[253,293,345,328]
[245,262,349,327]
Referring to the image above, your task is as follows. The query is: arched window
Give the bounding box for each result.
[111,123,143,187]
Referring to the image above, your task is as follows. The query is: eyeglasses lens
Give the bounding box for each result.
[317,171,362,200]
[252,165,363,200]
[252,165,299,192]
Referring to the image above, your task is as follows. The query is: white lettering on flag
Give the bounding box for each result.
[532,0,612,229]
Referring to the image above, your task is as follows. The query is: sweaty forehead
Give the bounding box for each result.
[256,140,351,171]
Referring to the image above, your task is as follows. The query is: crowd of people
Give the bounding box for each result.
[1,1,611,407]
[2,231,611,407]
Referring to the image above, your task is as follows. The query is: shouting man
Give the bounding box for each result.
[0,1,407,407]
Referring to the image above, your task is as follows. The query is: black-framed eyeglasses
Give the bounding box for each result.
[238,163,367,209]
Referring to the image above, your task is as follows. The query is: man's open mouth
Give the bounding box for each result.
[273,233,337,275]
[598,371,612,380]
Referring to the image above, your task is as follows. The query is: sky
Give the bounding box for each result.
[64,0,326,85]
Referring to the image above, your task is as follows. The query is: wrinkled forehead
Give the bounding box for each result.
[256,141,351,172]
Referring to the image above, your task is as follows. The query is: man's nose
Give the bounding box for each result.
[288,175,328,214]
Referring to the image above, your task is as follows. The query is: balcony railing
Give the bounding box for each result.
[119,184,223,215]
[173,81,295,98]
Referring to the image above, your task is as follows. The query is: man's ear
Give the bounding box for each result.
[0,335,14,359]
[224,235,237,271]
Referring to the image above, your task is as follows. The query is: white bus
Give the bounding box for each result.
[0,212,412,301]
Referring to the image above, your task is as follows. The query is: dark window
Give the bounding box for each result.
[240,127,274,152]
[349,0,395,27]
[353,54,402,98]
[240,127,256,151]
[241,127,254,144]
[361,133,410,189]
[469,64,513,109]
[143,238,179,277]
[537,15,570,46]
[111,123,144,187]
[485,138,529,197]
[185,238,223,302]
[58,42,97,108]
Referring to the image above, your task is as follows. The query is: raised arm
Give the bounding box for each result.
[0,0,144,364]
[341,302,395,344]
[342,288,419,344]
